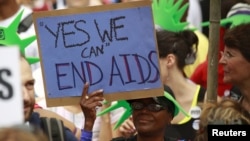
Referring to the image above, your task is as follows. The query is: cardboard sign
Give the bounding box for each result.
[0,47,23,127]
[33,1,163,107]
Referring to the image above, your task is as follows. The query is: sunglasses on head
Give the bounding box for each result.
[130,101,166,112]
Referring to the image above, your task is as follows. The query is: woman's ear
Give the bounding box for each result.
[166,54,176,68]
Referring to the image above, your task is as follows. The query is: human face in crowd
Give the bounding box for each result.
[20,57,35,121]
[219,47,250,86]
[131,98,172,135]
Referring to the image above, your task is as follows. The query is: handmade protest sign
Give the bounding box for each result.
[0,47,23,127]
[33,1,163,107]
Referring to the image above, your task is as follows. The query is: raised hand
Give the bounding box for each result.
[80,82,104,131]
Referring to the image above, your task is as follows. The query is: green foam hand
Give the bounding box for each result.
[164,91,190,117]
[202,14,250,28]
[97,100,132,130]
[26,57,40,65]
[0,10,39,64]
[97,92,190,130]
[152,0,189,32]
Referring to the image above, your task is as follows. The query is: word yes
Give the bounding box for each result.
[44,16,128,48]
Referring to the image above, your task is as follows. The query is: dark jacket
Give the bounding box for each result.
[29,112,77,141]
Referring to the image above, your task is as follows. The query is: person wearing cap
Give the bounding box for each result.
[112,85,179,141]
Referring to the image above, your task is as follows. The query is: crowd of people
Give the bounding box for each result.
[1,0,250,141]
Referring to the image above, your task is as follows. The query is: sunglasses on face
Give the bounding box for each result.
[130,101,166,112]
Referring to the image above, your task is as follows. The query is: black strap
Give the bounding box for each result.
[17,13,33,33]
[198,85,206,102]
[40,117,66,141]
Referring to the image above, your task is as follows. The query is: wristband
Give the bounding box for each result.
[80,129,92,141]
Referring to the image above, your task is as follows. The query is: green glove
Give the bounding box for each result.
[152,0,189,32]
[202,14,250,28]
[97,100,131,130]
